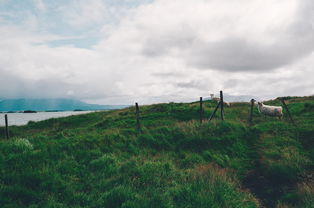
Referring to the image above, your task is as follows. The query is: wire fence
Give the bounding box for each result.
[1,91,295,139]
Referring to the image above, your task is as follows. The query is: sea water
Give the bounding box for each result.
[0,111,93,126]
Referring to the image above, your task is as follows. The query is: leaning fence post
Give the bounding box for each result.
[200,97,203,123]
[209,101,221,121]
[249,99,255,125]
[135,102,141,132]
[220,90,224,120]
[5,114,9,139]
[280,98,295,125]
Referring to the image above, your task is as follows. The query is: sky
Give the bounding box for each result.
[0,0,313,104]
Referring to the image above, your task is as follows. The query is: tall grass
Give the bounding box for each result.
[0,96,313,207]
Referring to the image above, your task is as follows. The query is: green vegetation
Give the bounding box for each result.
[1,96,314,207]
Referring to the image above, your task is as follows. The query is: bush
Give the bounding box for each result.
[3,138,33,153]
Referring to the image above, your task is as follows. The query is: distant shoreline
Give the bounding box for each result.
[0,110,98,126]
[0,109,115,114]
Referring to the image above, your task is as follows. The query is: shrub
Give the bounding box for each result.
[5,138,33,153]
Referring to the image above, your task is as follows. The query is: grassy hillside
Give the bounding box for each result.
[0,96,313,208]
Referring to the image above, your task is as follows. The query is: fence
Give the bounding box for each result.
[133,91,296,133]
[1,91,296,138]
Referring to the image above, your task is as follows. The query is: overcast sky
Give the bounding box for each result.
[0,0,313,104]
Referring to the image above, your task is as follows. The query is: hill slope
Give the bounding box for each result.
[0,98,128,111]
[0,96,313,207]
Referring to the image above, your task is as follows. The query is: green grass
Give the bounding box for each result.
[0,96,314,207]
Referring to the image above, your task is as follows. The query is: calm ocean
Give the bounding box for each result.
[0,111,93,126]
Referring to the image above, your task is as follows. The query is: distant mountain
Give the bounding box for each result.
[0,98,129,112]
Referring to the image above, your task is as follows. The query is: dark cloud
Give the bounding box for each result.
[141,1,314,72]
[187,34,313,72]
[191,1,314,72]
[0,71,73,99]
[187,38,285,71]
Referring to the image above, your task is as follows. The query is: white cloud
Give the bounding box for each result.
[0,0,313,104]
[123,0,313,72]
[90,0,314,103]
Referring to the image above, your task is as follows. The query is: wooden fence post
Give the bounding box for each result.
[280,98,295,125]
[135,102,141,132]
[220,90,224,120]
[209,101,221,121]
[200,97,203,123]
[5,114,9,139]
[249,99,255,125]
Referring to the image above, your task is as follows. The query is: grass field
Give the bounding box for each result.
[0,96,314,207]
